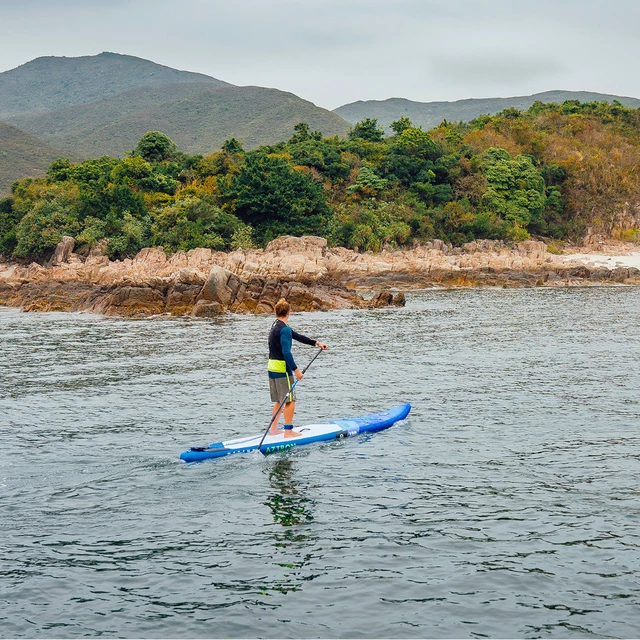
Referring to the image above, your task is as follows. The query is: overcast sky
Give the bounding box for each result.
[1,0,639,110]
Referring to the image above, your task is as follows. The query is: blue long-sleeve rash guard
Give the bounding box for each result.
[268,320,316,378]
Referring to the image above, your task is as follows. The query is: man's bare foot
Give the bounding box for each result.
[284,429,302,438]
[268,429,280,436]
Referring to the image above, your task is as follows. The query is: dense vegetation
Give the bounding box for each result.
[2,100,640,261]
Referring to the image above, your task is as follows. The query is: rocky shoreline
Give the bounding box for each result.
[1,236,639,317]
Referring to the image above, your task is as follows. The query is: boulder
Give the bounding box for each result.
[50,236,75,266]
[199,265,240,305]
[133,247,167,270]
[610,267,630,282]
[369,291,394,308]
[166,282,202,315]
[191,300,223,317]
[265,235,328,256]
[93,286,166,317]
[89,239,109,257]
[391,292,406,306]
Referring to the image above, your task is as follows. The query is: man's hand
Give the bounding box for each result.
[295,369,304,381]
[316,342,328,350]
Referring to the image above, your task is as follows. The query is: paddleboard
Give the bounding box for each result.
[180,403,411,462]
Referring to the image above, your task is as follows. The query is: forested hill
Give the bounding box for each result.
[2,101,639,262]
[0,121,71,194]
[7,84,351,159]
[334,90,640,131]
[0,52,229,118]
[0,53,350,166]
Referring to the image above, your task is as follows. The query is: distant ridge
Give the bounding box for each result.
[0,52,230,118]
[0,52,349,159]
[0,121,67,194]
[334,90,640,130]
[7,83,351,157]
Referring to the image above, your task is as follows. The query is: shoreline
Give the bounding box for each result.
[1,236,639,317]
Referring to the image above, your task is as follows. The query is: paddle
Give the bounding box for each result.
[257,348,324,455]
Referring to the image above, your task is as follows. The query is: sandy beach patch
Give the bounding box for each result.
[561,252,640,270]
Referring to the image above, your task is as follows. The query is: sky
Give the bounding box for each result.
[0,0,639,110]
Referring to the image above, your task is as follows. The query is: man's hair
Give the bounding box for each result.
[275,298,290,318]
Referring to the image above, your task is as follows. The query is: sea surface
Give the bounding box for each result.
[1,288,639,639]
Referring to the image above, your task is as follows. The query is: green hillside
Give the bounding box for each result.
[0,121,67,195]
[334,90,640,131]
[4,100,640,261]
[8,84,351,157]
[0,52,230,118]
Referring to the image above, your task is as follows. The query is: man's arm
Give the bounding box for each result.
[280,326,298,372]
[291,329,316,346]
[292,329,328,351]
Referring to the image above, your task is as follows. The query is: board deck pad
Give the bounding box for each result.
[180,403,411,462]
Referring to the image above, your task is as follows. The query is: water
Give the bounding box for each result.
[1,288,639,638]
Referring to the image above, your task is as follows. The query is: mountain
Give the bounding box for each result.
[0,121,67,195]
[1,53,350,159]
[334,90,640,131]
[0,52,230,119]
[7,83,351,157]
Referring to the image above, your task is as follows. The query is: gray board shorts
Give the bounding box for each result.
[269,374,296,403]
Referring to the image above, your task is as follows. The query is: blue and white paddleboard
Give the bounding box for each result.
[180,403,411,462]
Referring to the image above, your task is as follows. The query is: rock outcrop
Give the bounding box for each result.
[1,235,639,318]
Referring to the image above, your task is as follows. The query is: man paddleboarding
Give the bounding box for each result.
[268,298,327,437]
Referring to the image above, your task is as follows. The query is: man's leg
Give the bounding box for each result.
[283,400,295,425]
[269,402,284,435]
[283,401,301,437]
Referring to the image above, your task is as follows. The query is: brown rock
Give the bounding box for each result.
[569,266,592,279]
[50,236,75,266]
[134,247,167,269]
[589,268,612,280]
[266,235,328,256]
[89,239,109,257]
[166,283,202,315]
[199,265,237,305]
[370,291,394,308]
[610,267,630,282]
[391,292,406,306]
[191,300,223,317]
[93,286,166,317]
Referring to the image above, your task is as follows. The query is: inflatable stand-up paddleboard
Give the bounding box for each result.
[180,403,411,462]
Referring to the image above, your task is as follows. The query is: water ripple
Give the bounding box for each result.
[1,288,640,637]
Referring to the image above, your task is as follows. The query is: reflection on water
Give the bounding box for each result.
[1,287,640,638]
[262,459,315,595]
[266,458,314,531]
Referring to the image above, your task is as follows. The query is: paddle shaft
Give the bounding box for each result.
[257,348,324,454]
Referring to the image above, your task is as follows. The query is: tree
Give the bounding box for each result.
[151,196,250,252]
[395,127,440,159]
[0,197,18,256]
[105,211,150,258]
[13,188,81,258]
[133,131,178,162]
[330,199,412,252]
[289,139,350,181]
[390,116,413,135]
[222,138,244,154]
[481,147,546,235]
[223,152,331,243]
[348,118,385,142]
[348,165,388,197]
[111,157,178,194]
[289,122,322,144]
